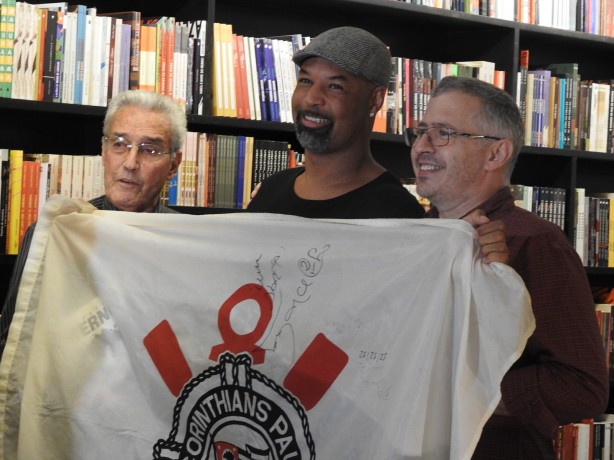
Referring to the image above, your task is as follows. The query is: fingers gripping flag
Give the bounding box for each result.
[0,196,534,459]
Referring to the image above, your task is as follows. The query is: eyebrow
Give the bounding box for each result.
[298,67,350,82]
[111,133,165,145]
[417,122,450,128]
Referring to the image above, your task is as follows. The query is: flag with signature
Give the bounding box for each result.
[0,196,534,460]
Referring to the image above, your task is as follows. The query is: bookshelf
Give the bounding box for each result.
[0,0,613,295]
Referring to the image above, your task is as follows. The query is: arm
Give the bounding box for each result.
[501,231,608,438]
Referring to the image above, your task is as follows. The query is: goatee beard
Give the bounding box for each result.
[295,112,333,153]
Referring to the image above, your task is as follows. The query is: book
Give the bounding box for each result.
[67,4,86,104]
[242,136,254,207]
[595,304,613,379]
[0,0,17,98]
[70,155,84,199]
[0,149,10,253]
[61,7,76,103]
[575,188,587,264]
[244,35,260,120]
[52,9,65,103]
[233,33,248,119]
[386,57,400,134]
[186,19,206,115]
[59,154,72,197]
[100,11,140,90]
[11,1,26,100]
[118,22,131,93]
[211,22,223,116]
[142,16,167,95]
[32,7,47,101]
[573,419,593,460]
[19,160,40,245]
[518,49,529,125]
[195,132,208,207]
[138,23,156,92]
[221,22,235,118]
[38,7,58,102]
[7,149,23,254]
[527,69,551,147]
[206,133,217,207]
[37,161,50,217]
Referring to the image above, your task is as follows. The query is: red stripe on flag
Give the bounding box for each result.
[144,320,193,396]
[283,333,348,410]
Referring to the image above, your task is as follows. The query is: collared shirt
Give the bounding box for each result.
[430,187,609,459]
[0,195,178,356]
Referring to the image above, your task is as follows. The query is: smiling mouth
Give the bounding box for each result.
[299,111,331,128]
[419,164,442,171]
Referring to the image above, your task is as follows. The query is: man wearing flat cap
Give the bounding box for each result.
[247,27,508,263]
[246,26,425,219]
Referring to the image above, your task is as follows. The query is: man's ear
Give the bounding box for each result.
[369,86,386,116]
[168,151,183,179]
[485,139,514,172]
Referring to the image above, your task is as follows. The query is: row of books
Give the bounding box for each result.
[163,132,295,209]
[510,184,567,230]
[0,132,296,253]
[211,24,301,123]
[0,149,104,254]
[574,189,614,268]
[554,416,614,459]
[517,54,614,153]
[397,1,614,37]
[378,57,505,135]
[212,21,507,132]
[508,184,614,268]
[0,2,209,113]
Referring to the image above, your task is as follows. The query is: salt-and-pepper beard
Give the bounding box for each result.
[295,117,334,154]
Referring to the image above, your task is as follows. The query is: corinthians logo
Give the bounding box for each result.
[153,353,315,460]
[146,277,347,460]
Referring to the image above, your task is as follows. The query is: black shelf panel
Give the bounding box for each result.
[587,268,614,288]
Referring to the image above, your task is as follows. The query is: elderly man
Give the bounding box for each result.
[0,89,185,356]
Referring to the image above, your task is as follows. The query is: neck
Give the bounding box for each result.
[296,151,385,200]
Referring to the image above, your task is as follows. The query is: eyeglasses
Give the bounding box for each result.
[102,136,171,161]
[404,127,502,148]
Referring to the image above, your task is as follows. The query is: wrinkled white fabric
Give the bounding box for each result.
[0,196,534,460]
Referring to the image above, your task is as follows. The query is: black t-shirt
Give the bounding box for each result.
[246,167,425,219]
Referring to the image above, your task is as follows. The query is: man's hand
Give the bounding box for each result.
[463,209,509,265]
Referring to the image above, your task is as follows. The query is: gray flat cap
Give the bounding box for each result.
[292,27,391,87]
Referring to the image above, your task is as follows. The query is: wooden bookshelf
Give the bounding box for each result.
[0,0,612,296]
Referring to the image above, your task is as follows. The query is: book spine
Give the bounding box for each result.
[0,149,10,253]
[0,0,17,99]
[7,149,23,254]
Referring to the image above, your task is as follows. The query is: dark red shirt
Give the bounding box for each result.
[429,187,609,459]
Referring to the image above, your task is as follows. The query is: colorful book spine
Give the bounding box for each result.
[0,0,17,98]
[7,149,23,254]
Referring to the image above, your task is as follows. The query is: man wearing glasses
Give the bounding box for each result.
[409,76,608,459]
[247,27,508,263]
[0,90,185,356]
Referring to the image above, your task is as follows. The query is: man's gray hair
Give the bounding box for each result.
[432,76,524,177]
[103,90,188,156]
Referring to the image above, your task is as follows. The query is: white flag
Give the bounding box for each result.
[0,196,534,460]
